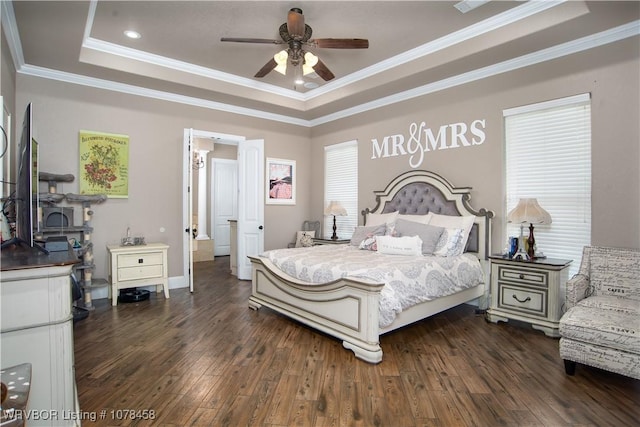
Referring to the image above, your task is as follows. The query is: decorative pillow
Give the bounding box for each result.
[295,230,316,248]
[366,211,398,227]
[376,235,423,256]
[397,213,433,225]
[300,233,314,247]
[433,227,465,257]
[350,225,386,246]
[393,219,444,255]
[428,214,475,252]
[359,235,378,251]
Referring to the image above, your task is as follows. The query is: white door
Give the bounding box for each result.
[182,128,195,292]
[211,158,238,256]
[237,139,264,280]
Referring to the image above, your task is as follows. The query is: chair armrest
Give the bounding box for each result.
[565,273,591,310]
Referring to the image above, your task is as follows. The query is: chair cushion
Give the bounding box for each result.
[560,305,640,354]
[576,295,640,315]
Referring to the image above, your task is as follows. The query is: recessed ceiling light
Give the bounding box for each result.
[454,0,491,14]
[304,82,319,89]
[124,30,141,39]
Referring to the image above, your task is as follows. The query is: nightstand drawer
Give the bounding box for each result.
[117,252,164,268]
[498,265,548,287]
[498,283,547,317]
[117,264,164,282]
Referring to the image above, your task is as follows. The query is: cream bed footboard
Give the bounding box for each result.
[249,255,486,363]
[248,255,386,363]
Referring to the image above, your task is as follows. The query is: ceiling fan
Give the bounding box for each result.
[221,7,369,82]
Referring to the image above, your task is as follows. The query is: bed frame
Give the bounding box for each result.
[248,170,494,363]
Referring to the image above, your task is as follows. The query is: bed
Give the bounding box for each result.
[248,170,494,363]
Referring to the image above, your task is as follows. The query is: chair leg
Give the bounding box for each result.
[564,359,576,376]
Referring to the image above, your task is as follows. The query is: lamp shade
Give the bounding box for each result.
[324,201,347,216]
[507,198,552,225]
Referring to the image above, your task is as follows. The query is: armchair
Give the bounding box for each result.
[559,246,640,379]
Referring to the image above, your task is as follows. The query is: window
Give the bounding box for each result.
[324,141,358,239]
[504,94,591,276]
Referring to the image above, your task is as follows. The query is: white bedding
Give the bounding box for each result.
[260,245,484,327]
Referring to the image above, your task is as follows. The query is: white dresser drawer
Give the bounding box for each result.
[498,265,548,287]
[117,264,164,282]
[117,251,164,268]
[498,284,547,317]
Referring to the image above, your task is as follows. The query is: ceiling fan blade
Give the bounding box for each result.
[287,8,305,39]
[312,58,335,81]
[254,58,278,78]
[221,37,283,45]
[312,38,369,49]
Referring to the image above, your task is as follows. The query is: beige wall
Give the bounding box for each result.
[6,32,640,293]
[15,75,312,287]
[311,37,640,254]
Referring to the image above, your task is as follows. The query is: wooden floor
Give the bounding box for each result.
[74,256,639,426]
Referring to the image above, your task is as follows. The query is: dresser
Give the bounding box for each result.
[1,247,81,426]
[486,256,571,337]
[107,243,169,306]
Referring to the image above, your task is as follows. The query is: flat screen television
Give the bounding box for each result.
[1,103,47,253]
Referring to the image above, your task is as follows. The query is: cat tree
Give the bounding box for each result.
[38,171,107,309]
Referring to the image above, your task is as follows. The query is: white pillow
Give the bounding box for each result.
[295,230,316,248]
[396,213,433,225]
[376,235,423,256]
[433,227,465,257]
[428,214,475,252]
[366,211,398,227]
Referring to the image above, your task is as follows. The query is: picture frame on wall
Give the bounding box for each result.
[266,157,296,205]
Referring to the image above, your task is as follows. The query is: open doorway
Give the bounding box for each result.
[182,129,264,292]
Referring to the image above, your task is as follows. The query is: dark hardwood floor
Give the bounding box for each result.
[73,256,639,426]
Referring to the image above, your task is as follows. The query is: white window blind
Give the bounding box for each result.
[504,94,591,276]
[324,141,358,239]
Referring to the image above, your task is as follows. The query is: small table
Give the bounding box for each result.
[312,238,350,245]
[486,255,571,337]
[107,243,169,306]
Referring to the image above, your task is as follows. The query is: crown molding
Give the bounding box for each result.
[310,21,640,126]
[3,0,638,128]
[306,0,567,100]
[1,0,25,68]
[18,64,312,127]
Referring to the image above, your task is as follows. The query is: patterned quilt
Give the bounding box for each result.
[260,245,484,328]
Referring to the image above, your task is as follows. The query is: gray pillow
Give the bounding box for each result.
[393,219,445,254]
[350,224,386,246]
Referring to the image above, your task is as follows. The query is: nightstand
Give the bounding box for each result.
[107,243,170,306]
[312,238,350,245]
[486,256,571,337]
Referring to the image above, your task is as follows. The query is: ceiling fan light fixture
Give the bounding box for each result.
[302,51,318,75]
[294,65,304,85]
[273,50,288,75]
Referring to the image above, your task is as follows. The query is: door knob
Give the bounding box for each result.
[258,225,264,230]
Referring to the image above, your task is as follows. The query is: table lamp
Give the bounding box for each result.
[507,198,552,260]
[324,201,347,240]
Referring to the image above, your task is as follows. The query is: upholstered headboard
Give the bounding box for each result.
[362,170,494,259]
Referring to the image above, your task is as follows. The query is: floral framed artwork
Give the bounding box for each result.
[266,157,296,205]
[79,130,129,198]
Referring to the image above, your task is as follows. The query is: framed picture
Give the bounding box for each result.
[266,157,295,205]
[79,130,129,198]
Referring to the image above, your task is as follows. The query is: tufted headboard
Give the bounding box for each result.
[362,170,494,259]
